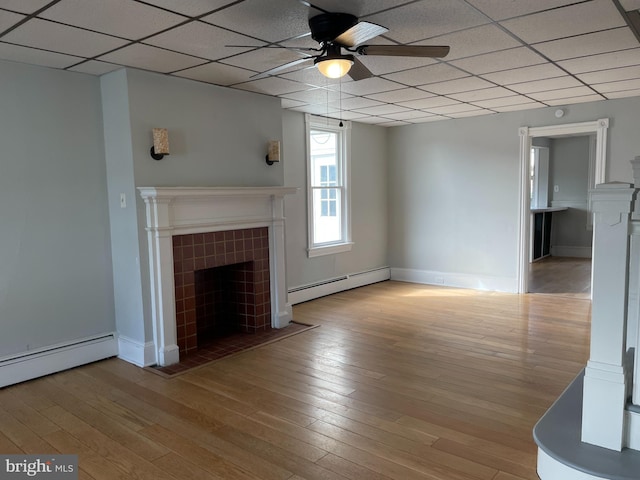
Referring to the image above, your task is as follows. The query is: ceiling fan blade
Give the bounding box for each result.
[347,57,374,81]
[357,45,450,58]
[334,21,389,47]
[250,56,314,79]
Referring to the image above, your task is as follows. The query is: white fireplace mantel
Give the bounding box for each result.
[138,186,297,366]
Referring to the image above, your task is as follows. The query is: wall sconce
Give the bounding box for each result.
[150,128,170,160]
[266,140,281,166]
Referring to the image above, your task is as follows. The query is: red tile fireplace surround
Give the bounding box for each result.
[138,186,297,367]
[173,227,270,356]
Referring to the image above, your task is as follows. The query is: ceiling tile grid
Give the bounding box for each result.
[0,0,638,125]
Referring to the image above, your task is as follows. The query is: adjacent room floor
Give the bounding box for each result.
[528,256,591,299]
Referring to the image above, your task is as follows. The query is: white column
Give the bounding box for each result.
[582,182,635,451]
[142,195,180,366]
[270,194,293,328]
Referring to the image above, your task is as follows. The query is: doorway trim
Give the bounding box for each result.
[517,118,609,293]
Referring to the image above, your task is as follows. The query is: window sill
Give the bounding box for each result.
[308,242,353,258]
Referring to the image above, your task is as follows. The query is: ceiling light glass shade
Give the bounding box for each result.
[316,57,354,79]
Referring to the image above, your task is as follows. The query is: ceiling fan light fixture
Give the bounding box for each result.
[315,56,354,79]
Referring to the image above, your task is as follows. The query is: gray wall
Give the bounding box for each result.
[549,136,593,250]
[102,68,285,344]
[0,60,115,357]
[388,97,640,291]
[283,110,389,288]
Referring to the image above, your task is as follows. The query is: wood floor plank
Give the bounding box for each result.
[140,424,265,480]
[0,281,592,480]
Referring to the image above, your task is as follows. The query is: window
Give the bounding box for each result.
[306,114,352,257]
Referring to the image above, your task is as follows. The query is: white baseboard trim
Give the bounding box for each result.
[390,268,517,293]
[288,267,390,305]
[626,409,640,450]
[550,245,592,258]
[0,333,118,388]
[537,448,607,480]
[117,334,156,367]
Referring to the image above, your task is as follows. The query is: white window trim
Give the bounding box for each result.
[305,114,352,258]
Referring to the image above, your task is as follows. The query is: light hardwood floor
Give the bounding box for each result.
[528,256,592,299]
[0,281,592,480]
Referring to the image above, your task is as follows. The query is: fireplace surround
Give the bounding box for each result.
[138,186,297,366]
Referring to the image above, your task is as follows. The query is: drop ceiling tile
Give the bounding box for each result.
[334,110,368,121]
[499,0,626,44]
[145,21,259,61]
[508,76,583,94]
[607,88,640,98]
[355,116,392,125]
[532,28,638,61]
[528,86,595,101]
[339,77,404,95]
[365,87,435,103]
[577,65,640,84]
[384,63,468,86]
[0,0,52,14]
[352,104,413,116]
[234,76,309,96]
[3,18,129,58]
[358,55,438,76]
[411,115,449,123]
[620,0,640,10]
[333,96,382,110]
[99,43,205,73]
[0,41,82,68]
[425,104,483,115]
[173,61,256,85]
[417,24,522,61]
[558,48,640,74]
[397,96,460,109]
[202,0,310,43]
[481,63,567,85]
[280,98,306,109]
[420,76,494,95]
[141,0,237,17]
[378,120,411,127]
[365,0,489,44]
[382,110,438,121]
[280,87,347,105]
[448,86,514,102]
[450,47,546,75]
[465,0,582,21]
[290,104,340,116]
[68,60,121,75]
[594,78,640,93]
[448,109,494,118]
[40,0,186,40]
[0,9,24,31]
[472,95,534,108]
[311,0,416,17]
[545,95,604,105]
[493,102,545,112]
[223,48,311,75]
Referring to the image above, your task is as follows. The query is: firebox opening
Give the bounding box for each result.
[195,261,256,347]
[173,227,272,357]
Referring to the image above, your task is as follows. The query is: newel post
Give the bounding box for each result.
[631,157,640,406]
[582,182,635,451]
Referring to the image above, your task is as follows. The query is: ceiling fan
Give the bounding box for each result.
[248,7,450,81]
